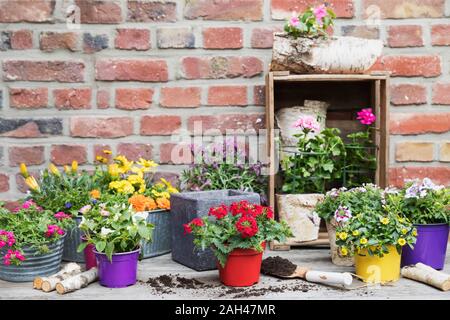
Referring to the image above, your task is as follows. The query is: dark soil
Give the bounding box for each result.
[261,256,297,277]
[140,274,215,294]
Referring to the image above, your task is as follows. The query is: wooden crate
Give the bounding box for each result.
[265,71,390,249]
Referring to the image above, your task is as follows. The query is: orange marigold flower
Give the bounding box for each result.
[90,189,101,199]
[129,194,157,212]
[156,197,170,210]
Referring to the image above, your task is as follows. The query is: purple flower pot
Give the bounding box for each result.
[94,248,140,288]
[401,224,449,270]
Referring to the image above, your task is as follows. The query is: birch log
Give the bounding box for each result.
[305,271,353,287]
[56,267,98,295]
[271,33,383,74]
[401,263,450,291]
[33,263,82,290]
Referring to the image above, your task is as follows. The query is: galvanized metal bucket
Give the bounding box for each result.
[0,237,65,282]
[140,209,171,259]
[62,216,85,263]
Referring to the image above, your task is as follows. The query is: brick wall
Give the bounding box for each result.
[0,0,450,200]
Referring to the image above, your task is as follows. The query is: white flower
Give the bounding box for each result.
[79,216,87,228]
[100,227,114,238]
[132,211,149,224]
[79,205,92,214]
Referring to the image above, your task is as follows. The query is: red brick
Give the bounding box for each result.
[115,88,153,110]
[160,87,201,108]
[203,27,243,49]
[254,85,265,106]
[207,86,247,106]
[180,56,263,80]
[51,145,87,165]
[140,116,181,136]
[15,171,39,194]
[432,83,450,105]
[390,113,450,135]
[157,27,195,49]
[3,60,85,83]
[0,174,9,193]
[4,200,21,211]
[96,89,110,109]
[251,27,281,48]
[271,0,354,20]
[2,122,43,139]
[370,55,441,77]
[70,117,133,138]
[115,29,150,51]
[0,0,55,23]
[432,24,450,46]
[39,32,79,52]
[95,59,168,82]
[363,0,444,19]
[127,1,177,22]
[387,25,423,47]
[395,142,434,162]
[389,166,450,187]
[188,114,265,134]
[341,25,379,39]
[94,144,112,162]
[390,84,427,105]
[185,0,263,21]
[117,143,153,161]
[83,33,108,53]
[10,88,48,109]
[159,143,192,164]
[75,0,122,24]
[9,146,45,166]
[54,88,92,110]
[10,30,33,50]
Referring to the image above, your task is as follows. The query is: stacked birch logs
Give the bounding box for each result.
[33,263,98,294]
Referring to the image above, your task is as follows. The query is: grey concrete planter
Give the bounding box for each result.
[170,190,260,271]
[62,216,84,263]
[141,209,171,259]
[0,237,65,282]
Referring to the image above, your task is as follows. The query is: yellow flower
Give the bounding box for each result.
[25,176,40,191]
[71,160,78,173]
[64,165,71,174]
[401,228,408,235]
[108,164,120,178]
[398,238,406,246]
[340,247,348,256]
[360,238,368,245]
[103,150,112,155]
[338,232,348,241]
[49,163,60,176]
[352,230,360,236]
[90,189,101,199]
[412,229,417,237]
[380,217,390,225]
[96,156,108,164]
[138,158,158,169]
[114,155,133,173]
[160,178,179,193]
[398,217,405,223]
[109,180,135,194]
[20,163,29,178]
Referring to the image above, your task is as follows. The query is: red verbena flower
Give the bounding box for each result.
[230,200,251,216]
[183,224,192,235]
[208,204,228,220]
[190,218,204,227]
[235,215,258,238]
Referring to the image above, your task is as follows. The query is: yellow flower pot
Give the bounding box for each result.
[354,245,401,284]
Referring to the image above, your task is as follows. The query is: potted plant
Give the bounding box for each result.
[0,200,71,282]
[271,4,382,74]
[19,162,93,262]
[185,201,292,287]
[392,178,449,270]
[334,185,417,283]
[278,115,345,242]
[77,201,154,288]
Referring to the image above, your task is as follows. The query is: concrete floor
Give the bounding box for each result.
[1,248,449,300]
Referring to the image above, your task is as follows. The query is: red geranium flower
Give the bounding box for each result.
[183,224,192,234]
[191,217,204,227]
[235,215,258,238]
[208,204,228,220]
[230,200,251,216]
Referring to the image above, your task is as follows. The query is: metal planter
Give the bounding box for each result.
[0,237,65,282]
[140,209,171,259]
[170,190,260,271]
[62,216,85,263]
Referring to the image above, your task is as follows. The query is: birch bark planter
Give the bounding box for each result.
[401,224,449,270]
[355,246,401,284]
[271,33,383,74]
[325,218,354,267]
[0,236,65,282]
[276,193,322,242]
[140,209,171,259]
[63,216,84,263]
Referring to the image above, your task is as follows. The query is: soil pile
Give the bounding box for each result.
[261,256,297,277]
[141,274,215,294]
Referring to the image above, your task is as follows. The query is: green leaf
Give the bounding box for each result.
[105,242,114,261]
[95,240,106,253]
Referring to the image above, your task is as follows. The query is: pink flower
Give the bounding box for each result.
[54,212,71,220]
[357,108,376,125]
[292,115,320,132]
[45,224,64,238]
[289,13,300,28]
[0,241,5,248]
[21,200,34,210]
[100,209,110,217]
[313,4,327,23]
[3,259,11,266]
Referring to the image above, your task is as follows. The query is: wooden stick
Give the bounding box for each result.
[33,263,82,290]
[401,263,450,291]
[56,268,98,295]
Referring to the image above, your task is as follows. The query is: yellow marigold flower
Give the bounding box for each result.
[25,176,40,191]
[128,174,144,185]
[108,164,120,178]
[71,160,78,173]
[338,232,348,241]
[401,228,408,235]
[340,247,348,256]
[156,197,170,210]
[352,230,359,236]
[360,238,368,245]
[398,238,406,246]
[380,217,390,225]
[20,163,29,178]
[103,150,112,155]
[90,189,101,199]
[412,229,417,237]
[49,163,60,176]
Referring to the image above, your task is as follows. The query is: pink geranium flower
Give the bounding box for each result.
[289,13,300,28]
[292,115,321,132]
[357,108,376,125]
[313,4,327,23]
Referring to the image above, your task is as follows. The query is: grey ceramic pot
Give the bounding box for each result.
[141,209,171,259]
[62,216,85,263]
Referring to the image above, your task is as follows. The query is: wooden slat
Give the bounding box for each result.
[273,74,388,82]
[270,233,330,251]
[266,72,276,210]
[379,78,390,187]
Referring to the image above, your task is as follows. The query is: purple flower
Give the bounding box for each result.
[65,202,72,209]
[405,184,419,199]
[334,206,352,223]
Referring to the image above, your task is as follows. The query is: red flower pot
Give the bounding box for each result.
[218,243,265,287]
[81,236,97,270]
